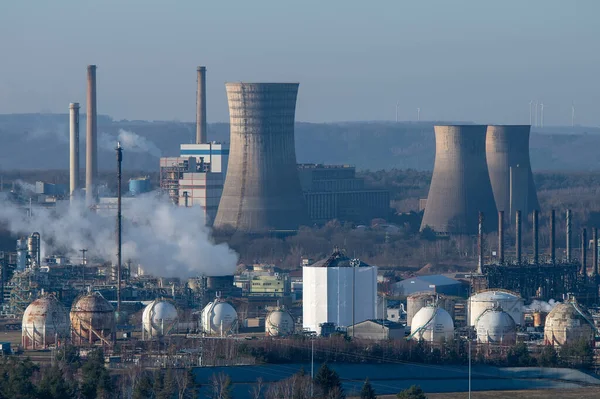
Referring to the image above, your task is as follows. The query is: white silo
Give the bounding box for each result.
[475,307,517,344]
[142,299,179,339]
[302,250,378,333]
[469,290,523,326]
[409,305,454,342]
[201,298,238,336]
[265,308,295,337]
[22,295,70,349]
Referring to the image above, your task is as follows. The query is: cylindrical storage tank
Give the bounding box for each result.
[410,305,454,342]
[205,275,234,290]
[22,295,70,349]
[486,125,540,214]
[406,293,455,327]
[70,292,115,346]
[469,290,523,326]
[16,238,27,271]
[420,125,498,234]
[544,299,594,346]
[201,299,238,335]
[475,308,516,344]
[129,177,152,196]
[142,299,178,339]
[533,311,547,328]
[213,83,309,232]
[265,308,295,337]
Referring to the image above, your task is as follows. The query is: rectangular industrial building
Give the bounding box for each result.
[298,164,390,225]
[347,320,406,340]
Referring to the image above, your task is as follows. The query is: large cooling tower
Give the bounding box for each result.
[420,125,498,234]
[213,83,308,232]
[486,125,540,216]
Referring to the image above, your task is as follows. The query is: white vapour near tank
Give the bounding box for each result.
[201,299,238,335]
[468,290,523,326]
[142,299,178,339]
[302,259,377,332]
[22,295,70,349]
[475,307,517,344]
[409,305,454,342]
[265,308,295,336]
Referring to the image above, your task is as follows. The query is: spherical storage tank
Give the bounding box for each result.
[410,305,454,342]
[201,299,238,335]
[544,298,594,346]
[469,290,523,326]
[70,292,115,345]
[142,299,178,339]
[407,293,455,327]
[22,295,69,349]
[476,307,516,344]
[265,308,295,337]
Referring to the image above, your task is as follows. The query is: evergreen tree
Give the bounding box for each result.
[80,349,114,399]
[539,345,558,367]
[360,378,377,399]
[159,369,176,399]
[133,371,154,399]
[314,363,344,399]
[38,365,76,399]
[0,357,39,399]
[396,385,427,399]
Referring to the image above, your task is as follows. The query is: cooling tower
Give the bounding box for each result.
[85,65,98,206]
[213,83,308,232]
[69,102,80,201]
[486,125,539,215]
[420,125,498,234]
[196,66,207,144]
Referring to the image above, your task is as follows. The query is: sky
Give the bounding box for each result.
[0,0,599,126]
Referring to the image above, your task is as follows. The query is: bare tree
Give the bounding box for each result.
[250,377,264,399]
[209,372,233,399]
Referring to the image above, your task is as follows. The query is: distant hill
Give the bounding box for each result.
[0,114,599,171]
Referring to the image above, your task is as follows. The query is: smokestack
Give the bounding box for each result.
[116,142,122,313]
[533,210,539,265]
[593,227,598,277]
[550,209,556,264]
[477,211,484,274]
[498,210,504,265]
[566,209,572,262]
[69,102,80,201]
[85,65,98,206]
[582,228,587,277]
[196,66,207,144]
[516,210,522,265]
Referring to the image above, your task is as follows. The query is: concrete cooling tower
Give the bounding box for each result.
[421,125,498,234]
[486,125,540,219]
[213,83,308,232]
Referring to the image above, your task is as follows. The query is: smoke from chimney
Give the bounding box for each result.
[69,102,80,201]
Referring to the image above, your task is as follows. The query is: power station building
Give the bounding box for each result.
[298,164,390,225]
[420,125,498,234]
[213,83,308,232]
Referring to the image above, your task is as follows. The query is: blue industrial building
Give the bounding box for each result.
[392,274,467,297]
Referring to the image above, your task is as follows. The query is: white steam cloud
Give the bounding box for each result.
[525,299,559,313]
[100,129,162,157]
[0,193,238,279]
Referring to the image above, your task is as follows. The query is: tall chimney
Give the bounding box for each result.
[196,66,207,144]
[566,209,572,262]
[533,210,539,265]
[116,142,123,313]
[69,102,80,201]
[581,228,587,277]
[593,227,598,277]
[498,210,504,265]
[550,209,555,264]
[516,210,522,265]
[477,211,484,274]
[86,65,98,206]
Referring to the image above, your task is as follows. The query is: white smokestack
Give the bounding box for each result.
[86,65,97,206]
[69,102,80,201]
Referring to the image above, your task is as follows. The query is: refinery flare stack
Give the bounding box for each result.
[486,125,540,220]
[213,83,309,232]
[420,125,498,234]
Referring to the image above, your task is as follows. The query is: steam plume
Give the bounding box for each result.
[100,129,162,157]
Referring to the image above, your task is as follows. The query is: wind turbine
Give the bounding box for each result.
[534,101,538,127]
[395,101,399,123]
[529,101,533,125]
[571,102,575,127]
[417,107,421,122]
[540,103,544,128]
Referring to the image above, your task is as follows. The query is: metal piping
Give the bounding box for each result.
[85,65,97,206]
[550,209,555,264]
[516,210,522,265]
[566,209,572,262]
[477,211,484,274]
[533,210,539,265]
[498,210,504,265]
[196,66,207,144]
[582,228,587,277]
[69,102,80,201]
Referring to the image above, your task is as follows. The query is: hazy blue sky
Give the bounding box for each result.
[1,0,598,125]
